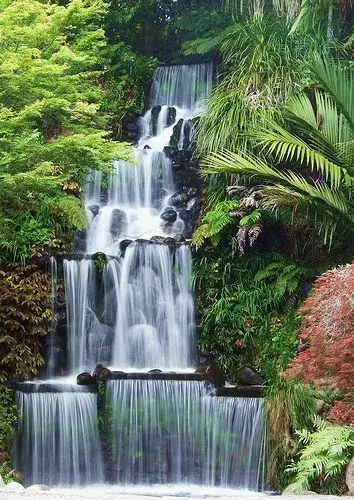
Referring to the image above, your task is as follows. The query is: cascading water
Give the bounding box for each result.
[14,63,267,492]
[15,386,103,486]
[106,380,265,489]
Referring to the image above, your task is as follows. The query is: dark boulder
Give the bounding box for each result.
[77,372,94,386]
[166,107,177,127]
[163,146,179,160]
[150,236,165,243]
[119,239,133,254]
[160,207,177,223]
[148,369,163,373]
[110,209,127,238]
[92,364,111,382]
[163,237,176,246]
[151,105,162,136]
[169,192,189,207]
[236,367,264,386]
[87,205,100,217]
[169,118,183,148]
[174,234,185,243]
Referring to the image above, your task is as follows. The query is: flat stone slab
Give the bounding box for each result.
[110,371,217,381]
[15,382,97,393]
[215,386,263,398]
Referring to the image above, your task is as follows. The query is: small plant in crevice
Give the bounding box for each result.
[92,253,107,273]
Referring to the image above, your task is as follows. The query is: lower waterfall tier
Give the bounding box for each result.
[15,380,266,489]
[15,389,103,486]
[106,380,265,489]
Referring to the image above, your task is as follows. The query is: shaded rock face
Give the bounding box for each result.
[346,456,354,495]
[77,372,94,386]
[236,367,264,386]
[110,209,127,238]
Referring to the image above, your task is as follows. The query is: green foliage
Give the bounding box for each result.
[265,378,316,489]
[0,0,130,262]
[203,55,354,247]
[194,251,308,381]
[0,389,17,454]
[0,265,51,384]
[286,417,354,494]
[193,200,239,249]
[197,15,323,153]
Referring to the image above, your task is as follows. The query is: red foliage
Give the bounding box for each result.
[328,401,354,426]
[286,262,354,394]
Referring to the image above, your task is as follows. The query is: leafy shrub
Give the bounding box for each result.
[0,265,51,385]
[286,262,354,394]
[286,417,354,494]
[0,389,17,454]
[194,251,308,381]
[328,401,354,426]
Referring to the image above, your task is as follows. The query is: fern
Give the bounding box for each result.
[286,418,354,494]
[193,199,239,249]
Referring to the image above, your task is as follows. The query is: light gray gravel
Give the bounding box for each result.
[0,489,353,500]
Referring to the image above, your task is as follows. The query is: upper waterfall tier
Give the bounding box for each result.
[84,63,213,255]
[149,63,213,111]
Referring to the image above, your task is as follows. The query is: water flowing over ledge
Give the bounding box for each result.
[105,380,266,489]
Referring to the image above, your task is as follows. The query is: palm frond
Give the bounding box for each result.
[311,53,354,131]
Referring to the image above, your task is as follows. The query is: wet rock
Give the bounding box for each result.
[88,205,100,217]
[179,208,193,224]
[166,106,177,127]
[26,484,50,492]
[143,145,151,150]
[174,234,185,243]
[92,364,111,382]
[169,118,183,148]
[149,369,162,373]
[236,367,264,386]
[136,238,150,245]
[180,119,193,150]
[150,236,165,243]
[151,105,162,136]
[169,192,189,207]
[110,209,127,238]
[163,237,176,246]
[346,456,354,494]
[120,239,133,254]
[163,146,179,160]
[73,229,87,252]
[160,207,177,223]
[77,372,94,386]
[5,482,25,492]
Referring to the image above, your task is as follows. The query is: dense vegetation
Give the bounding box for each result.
[0,0,352,494]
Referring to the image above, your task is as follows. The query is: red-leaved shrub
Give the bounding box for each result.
[286,262,354,394]
[328,401,354,426]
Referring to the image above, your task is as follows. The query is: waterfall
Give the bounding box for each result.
[15,62,267,492]
[149,63,213,111]
[106,380,265,489]
[111,243,195,370]
[46,256,57,378]
[15,387,103,486]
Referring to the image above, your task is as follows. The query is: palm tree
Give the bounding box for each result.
[203,55,354,246]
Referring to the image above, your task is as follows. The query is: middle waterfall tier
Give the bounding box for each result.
[64,242,195,373]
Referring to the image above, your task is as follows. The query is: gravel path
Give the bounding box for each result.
[0,487,353,500]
